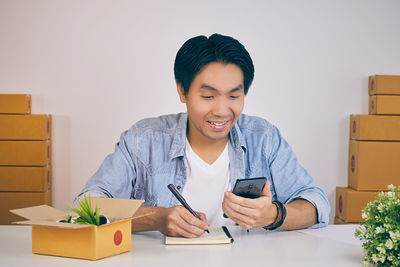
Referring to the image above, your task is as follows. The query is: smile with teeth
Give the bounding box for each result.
[209,121,228,126]
[207,120,230,130]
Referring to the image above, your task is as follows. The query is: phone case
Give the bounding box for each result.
[232,177,267,198]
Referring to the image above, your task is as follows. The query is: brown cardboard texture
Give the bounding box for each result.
[0,190,51,225]
[10,197,145,260]
[0,165,51,192]
[0,94,31,114]
[350,114,400,141]
[335,187,377,223]
[348,140,400,191]
[0,114,51,140]
[0,140,51,166]
[369,95,400,115]
[369,75,400,95]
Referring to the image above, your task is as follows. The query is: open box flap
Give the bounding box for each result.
[10,198,145,228]
[10,205,69,221]
[14,220,94,229]
[91,197,144,221]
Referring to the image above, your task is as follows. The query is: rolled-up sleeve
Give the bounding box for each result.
[267,126,330,228]
[73,128,136,205]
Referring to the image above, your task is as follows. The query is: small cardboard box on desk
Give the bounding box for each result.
[10,197,145,260]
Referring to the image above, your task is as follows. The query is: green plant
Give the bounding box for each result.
[355,184,400,266]
[69,194,100,226]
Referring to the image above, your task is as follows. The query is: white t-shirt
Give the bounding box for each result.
[181,139,235,226]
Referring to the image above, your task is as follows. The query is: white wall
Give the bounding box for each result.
[1,0,400,223]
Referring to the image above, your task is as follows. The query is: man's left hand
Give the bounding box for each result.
[222,181,277,229]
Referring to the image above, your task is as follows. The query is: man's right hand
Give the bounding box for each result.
[155,206,210,238]
[131,205,210,238]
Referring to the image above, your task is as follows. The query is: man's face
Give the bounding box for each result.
[177,62,245,145]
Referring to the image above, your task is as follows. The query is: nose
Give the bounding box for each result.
[212,97,231,118]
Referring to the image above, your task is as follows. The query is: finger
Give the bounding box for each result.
[169,207,206,237]
[224,191,257,208]
[175,225,203,238]
[222,200,255,227]
[180,210,209,233]
[223,196,255,217]
[261,181,272,198]
[196,211,210,226]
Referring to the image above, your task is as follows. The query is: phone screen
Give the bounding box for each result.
[231,177,267,199]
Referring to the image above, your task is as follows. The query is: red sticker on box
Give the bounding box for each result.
[339,195,343,213]
[351,155,355,173]
[114,230,122,246]
[352,120,356,133]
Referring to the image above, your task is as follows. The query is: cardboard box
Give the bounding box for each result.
[348,140,400,191]
[10,198,145,260]
[0,114,51,140]
[335,187,377,223]
[0,165,51,192]
[369,95,400,115]
[369,75,400,95]
[350,114,400,141]
[0,190,51,225]
[0,140,51,166]
[0,94,31,114]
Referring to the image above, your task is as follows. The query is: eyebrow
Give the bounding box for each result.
[200,84,243,93]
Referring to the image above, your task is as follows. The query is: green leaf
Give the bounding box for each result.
[69,194,101,226]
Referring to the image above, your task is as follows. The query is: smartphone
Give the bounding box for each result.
[231,177,267,199]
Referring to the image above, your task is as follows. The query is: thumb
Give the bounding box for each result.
[261,180,272,198]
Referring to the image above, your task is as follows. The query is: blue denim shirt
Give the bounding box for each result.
[77,112,330,228]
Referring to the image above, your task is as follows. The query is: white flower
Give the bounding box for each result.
[386,191,394,198]
[372,254,379,263]
[389,231,400,241]
[372,253,385,263]
[375,227,384,234]
[378,254,385,263]
[388,184,395,191]
[385,239,393,249]
[377,245,386,254]
[362,212,368,219]
[377,203,385,212]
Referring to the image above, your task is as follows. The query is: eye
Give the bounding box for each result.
[230,95,240,99]
[201,96,214,99]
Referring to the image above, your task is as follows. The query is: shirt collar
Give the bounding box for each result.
[229,121,247,153]
[168,112,187,160]
[168,113,247,160]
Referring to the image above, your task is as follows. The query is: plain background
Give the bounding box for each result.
[1,0,400,224]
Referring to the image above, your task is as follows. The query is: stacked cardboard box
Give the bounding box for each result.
[0,94,52,224]
[335,75,400,224]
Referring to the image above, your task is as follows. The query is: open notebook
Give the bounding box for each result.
[165,226,234,245]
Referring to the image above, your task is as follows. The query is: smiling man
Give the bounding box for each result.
[76,34,330,238]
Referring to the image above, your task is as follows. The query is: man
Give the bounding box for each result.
[76,34,330,238]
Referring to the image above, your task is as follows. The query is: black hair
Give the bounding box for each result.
[174,33,254,95]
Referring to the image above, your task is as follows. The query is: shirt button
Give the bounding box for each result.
[177,185,181,190]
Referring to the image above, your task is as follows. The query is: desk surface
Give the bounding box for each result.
[0,225,363,267]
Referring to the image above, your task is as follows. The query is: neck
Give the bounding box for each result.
[186,127,229,165]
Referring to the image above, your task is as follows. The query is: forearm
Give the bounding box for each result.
[280,199,317,230]
[131,206,165,232]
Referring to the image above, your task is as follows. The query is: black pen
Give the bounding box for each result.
[167,184,210,234]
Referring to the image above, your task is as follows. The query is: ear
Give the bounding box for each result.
[176,82,187,103]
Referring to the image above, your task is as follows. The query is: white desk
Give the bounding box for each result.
[0,225,363,267]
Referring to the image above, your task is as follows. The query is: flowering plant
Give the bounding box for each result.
[355,184,400,266]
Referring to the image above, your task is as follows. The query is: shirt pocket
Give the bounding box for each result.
[149,172,185,208]
[132,184,153,205]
